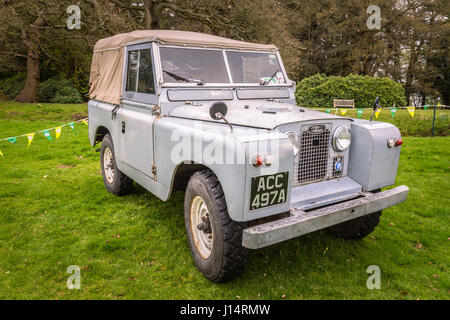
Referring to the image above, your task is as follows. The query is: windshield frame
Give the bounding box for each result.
[155,44,290,88]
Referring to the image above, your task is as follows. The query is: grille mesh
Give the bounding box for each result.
[296,124,331,185]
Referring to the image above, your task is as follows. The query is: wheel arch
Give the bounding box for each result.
[169,162,212,195]
[94,125,110,145]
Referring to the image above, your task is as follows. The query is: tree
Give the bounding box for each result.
[107,0,303,78]
[0,0,138,102]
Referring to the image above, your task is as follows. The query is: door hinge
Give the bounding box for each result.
[151,165,157,175]
[151,105,160,116]
[111,104,120,120]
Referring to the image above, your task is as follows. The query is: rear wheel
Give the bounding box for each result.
[100,133,133,196]
[184,170,248,283]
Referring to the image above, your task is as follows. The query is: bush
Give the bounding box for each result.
[38,76,82,103]
[0,73,26,100]
[295,74,407,108]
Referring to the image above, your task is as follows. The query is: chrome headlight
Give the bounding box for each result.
[285,131,300,156]
[332,126,351,152]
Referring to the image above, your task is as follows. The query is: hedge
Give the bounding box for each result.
[295,74,407,109]
[0,73,26,100]
[38,76,82,103]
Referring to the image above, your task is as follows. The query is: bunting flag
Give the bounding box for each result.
[325,109,331,114]
[390,108,397,118]
[407,106,415,118]
[375,108,381,119]
[69,123,78,135]
[43,130,52,141]
[55,126,62,139]
[340,109,348,115]
[0,118,87,157]
[357,108,364,118]
[26,133,35,148]
[7,137,17,144]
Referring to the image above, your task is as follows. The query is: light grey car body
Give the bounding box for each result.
[88,40,408,249]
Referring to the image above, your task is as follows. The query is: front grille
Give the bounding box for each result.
[296,124,331,184]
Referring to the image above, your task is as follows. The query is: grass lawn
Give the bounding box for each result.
[0,101,448,300]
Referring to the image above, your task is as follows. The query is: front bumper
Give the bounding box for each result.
[242,185,409,249]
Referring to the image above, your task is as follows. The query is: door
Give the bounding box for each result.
[117,43,158,179]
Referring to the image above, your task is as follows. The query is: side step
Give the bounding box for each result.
[242,185,409,249]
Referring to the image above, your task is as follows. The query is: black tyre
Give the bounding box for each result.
[184,170,248,283]
[328,211,382,239]
[100,133,133,196]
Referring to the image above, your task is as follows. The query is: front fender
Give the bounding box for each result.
[154,117,293,221]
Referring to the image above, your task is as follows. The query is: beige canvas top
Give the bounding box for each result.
[89,30,277,105]
[93,30,277,52]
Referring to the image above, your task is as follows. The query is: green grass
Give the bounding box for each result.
[0,102,449,300]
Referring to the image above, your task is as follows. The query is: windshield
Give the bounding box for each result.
[226,51,285,84]
[160,47,230,84]
[159,46,286,85]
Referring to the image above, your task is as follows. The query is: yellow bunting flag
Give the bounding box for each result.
[0,149,3,157]
[26,133,35,148]
[407,106,415,118]
[55,126,62,139]
[82,119,88,125]
[340,109,347,115]
[375,108,381,119]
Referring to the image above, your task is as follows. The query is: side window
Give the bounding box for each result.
[126,51,138,92]
[126,49,155,95]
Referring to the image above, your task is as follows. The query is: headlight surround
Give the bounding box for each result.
[285,131,300,156]
[332,126,351,152]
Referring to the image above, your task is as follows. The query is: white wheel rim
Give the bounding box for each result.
[103,147,115,184]
[190,195,213,259]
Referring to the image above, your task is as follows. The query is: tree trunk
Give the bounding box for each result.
[404,52,416,106]
[144,0,152,29]
[15,17,45,103]
[143,0,161,29]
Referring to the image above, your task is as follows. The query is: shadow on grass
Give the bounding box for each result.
[115,181,370,287]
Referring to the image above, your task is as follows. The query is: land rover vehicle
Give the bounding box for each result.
[88,30,409,282]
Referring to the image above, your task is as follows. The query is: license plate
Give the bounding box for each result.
[250,172,289,210]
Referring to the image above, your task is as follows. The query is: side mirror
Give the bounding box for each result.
[209,102,228,120]
[373,97,381,110]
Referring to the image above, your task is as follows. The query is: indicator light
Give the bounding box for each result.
[252,154,264,167]
[394,138,403,147]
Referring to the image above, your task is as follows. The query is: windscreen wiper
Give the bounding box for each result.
[163,69,204,85]
[261,70,279,85]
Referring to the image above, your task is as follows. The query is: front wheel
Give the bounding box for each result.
[184,170,248,283]
[328,211,382,239]
[328,189,382,239]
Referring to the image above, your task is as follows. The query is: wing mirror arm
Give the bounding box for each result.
[215,112,233,132]
[209,102,233,132]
